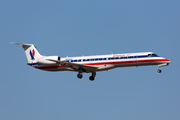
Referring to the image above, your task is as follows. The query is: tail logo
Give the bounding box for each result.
[30,49,35,60]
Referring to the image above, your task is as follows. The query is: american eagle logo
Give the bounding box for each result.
[30,49,35,60]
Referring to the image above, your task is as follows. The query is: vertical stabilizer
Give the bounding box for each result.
[12,43,43,63]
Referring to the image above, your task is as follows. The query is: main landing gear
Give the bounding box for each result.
[77,69,96,81]
[77,68,83,79]
[89,72,96,81]
[77,73,83,78]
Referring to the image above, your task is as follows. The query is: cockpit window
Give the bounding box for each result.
[152,54,159,57]
[148,54,152,57]
[148,54,159,57]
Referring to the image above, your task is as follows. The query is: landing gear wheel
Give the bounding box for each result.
[77,74,83,79]
[89,76,95,81]
[157,69,162,73]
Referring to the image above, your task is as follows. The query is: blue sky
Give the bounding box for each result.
[0,0,180,120]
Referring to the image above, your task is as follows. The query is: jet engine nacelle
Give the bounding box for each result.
[37,56,60,65]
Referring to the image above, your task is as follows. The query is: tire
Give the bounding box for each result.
[77,74,83,79]
[157,69,162,73]
[89,76,95,81]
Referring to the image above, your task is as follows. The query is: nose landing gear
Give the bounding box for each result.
[157,69,162,73]
[157,63,170,73]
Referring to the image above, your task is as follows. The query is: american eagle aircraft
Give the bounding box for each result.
[12,43,171,81]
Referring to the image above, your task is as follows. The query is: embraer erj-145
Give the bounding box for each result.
[12,43,171,81]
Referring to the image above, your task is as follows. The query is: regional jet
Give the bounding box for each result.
[12,43,171,81]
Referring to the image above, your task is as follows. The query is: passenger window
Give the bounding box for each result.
[95,58,98,61]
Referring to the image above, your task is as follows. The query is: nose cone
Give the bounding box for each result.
[166,59,171,63]
[163,57,171,64]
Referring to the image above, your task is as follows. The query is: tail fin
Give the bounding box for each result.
[12,43,43,63]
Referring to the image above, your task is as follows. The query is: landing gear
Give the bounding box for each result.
[89,76,95,81]
[157,69,162,73]
[76,70,96,81]
[77,68,83,79]
[77,73,83,79]
[89,72,96,81]
[157,66,162,73]
[157,63,170,73]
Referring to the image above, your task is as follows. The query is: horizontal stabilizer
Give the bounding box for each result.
[11,42,32,48]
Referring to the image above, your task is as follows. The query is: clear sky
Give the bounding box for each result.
[0,0,180,120]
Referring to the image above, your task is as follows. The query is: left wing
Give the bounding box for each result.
[46,59,98,71]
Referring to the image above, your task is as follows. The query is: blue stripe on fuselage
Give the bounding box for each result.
[63,55,158,63]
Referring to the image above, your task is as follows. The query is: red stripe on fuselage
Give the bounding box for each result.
[84,59,170,66]
[35,59,170,70]
[35,65,66,70]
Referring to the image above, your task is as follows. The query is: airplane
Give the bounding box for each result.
[12,43,171,81]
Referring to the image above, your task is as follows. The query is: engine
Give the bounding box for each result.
[37,56,60,65]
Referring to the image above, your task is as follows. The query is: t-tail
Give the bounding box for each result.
[12,43,60,65]
[12,43,43,64]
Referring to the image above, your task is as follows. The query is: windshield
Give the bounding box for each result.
[152,54,159,57]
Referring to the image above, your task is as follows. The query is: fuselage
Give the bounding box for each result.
[13,43,171,80]
[30,52,170,73]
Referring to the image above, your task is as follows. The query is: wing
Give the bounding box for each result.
[46,59,98,72]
